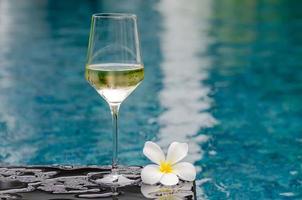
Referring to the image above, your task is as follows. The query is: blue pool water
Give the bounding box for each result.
[0,0,302,199]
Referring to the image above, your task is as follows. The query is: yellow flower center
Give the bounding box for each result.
[159,162,173,173]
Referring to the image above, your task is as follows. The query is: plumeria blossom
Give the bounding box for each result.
[141,141,196,186]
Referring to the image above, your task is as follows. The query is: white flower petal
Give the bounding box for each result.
[160,173,179,186]
[141,164,163,185]
[173,162,196,181]
[143,141,165,165]
[166,142,188,164]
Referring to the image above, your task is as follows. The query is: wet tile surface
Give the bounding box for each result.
[0,166,196,199]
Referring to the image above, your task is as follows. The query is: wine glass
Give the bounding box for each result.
[85,13,144,186]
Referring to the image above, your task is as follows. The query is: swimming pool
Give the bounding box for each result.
[0,0,301,198]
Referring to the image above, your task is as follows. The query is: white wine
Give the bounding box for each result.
[85,63,144,104]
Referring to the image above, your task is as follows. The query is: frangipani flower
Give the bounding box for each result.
[141,141,196,186]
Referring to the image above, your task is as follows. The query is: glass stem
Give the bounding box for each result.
[110,103,120,174]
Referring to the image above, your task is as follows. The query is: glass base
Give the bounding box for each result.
[89,166,141,187]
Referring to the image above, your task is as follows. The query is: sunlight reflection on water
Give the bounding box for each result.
[156,0,218,198]
[156,0,217,164]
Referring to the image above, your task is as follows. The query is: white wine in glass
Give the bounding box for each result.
[86,63,144,104]
[85,13,144,187]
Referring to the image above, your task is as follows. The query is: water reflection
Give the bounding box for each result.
[141,182,194,199]
[156,0,217,163]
